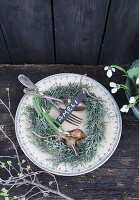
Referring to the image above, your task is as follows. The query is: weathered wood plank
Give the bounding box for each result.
[99,0,139,65]
[0,27,11,63]
[0,0,54,64]
[53,0,110,65]
[56,170,138,199]
[0,64,138,199]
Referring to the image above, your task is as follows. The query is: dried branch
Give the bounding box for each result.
[0,90,74,200]
[26,191,45,200]
[0,127,22,173]
[0,156,16,159]
[0,99,14,123]
[6,88,10,109]
[25,179,73,200]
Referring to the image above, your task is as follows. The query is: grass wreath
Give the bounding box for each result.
[26,83,106,166]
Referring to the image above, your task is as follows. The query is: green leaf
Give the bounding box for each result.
[43,192,49,197]
[26,165,30,171]
[49,181,53,186]
[17,173,23,177]
[1,162,5,168]
[1,188,8,193]
[0,187,8,196]
[21,159,26,164]
[135,63,139,68]
[7,161,12,165]
[0,193,5,196]
[127,66,139,79]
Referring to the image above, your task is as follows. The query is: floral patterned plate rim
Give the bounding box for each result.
[15,73,122,176]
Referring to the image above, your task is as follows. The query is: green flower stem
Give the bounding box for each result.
[126,102,136,109]
[119,84,133,95]
[126,95,139,110]
[37,90,44,93]
[42,112,62,133]
[33,92,63,134]
[110,65,127,75]
[128,77,137,90]
[33,90,43,114]
[110,65,137,89]
[48,115,62,128]
[136,87,139,95]
[130,79,137,90]
[32,98,42,117]
[134,95,139,101]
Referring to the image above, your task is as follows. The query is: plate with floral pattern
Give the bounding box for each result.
[15,73,122,176]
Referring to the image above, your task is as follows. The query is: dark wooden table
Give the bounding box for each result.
[0,64,138,200]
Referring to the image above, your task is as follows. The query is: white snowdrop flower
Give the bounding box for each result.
[111,88,118,93]
[120,105,129,113]
[107,70,112,78]
[104,66,116,78]
[111,68,116,72]
[109,82,120,93]
[110,82,116,87]
[104,66,109,70]
[129,96,136,104]
[136,78,139,85]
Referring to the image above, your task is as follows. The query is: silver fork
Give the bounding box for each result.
[18,75,83,126]
[48,98,83,126]
[23,88,83,126]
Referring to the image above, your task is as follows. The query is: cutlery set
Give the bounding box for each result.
[18,74,86,126]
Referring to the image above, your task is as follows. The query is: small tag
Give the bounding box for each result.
[56,90,86,124]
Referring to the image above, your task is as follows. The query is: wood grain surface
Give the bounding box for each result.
[0,27,11,63]
[53,0,110,65]
[0,0,54,64]
[0,1,139,65]
[0,64,138,199]
[99,0,139,65]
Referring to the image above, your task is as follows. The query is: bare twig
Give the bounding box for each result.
[25,179,74,200]
[7,89,10,109]
[8,180,18,192]
[0,99,15,123]
[0,127,22,173]
[0,155,16,159]
[10,164,19,173]
[11,186,37,200]
[52,174,60,193]
[80,74,105,103]
[26,191,44,200]
[0,89,74,200]
[5,166,13,177]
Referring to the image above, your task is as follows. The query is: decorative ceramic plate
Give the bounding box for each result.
[15,73,122,176]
